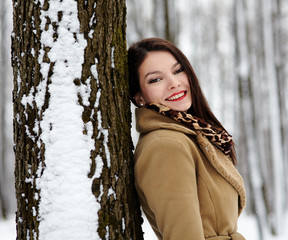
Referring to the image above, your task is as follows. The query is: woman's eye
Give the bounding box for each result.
[149,78,161,84]
[175,68,184,74]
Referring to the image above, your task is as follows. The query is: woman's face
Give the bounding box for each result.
[135,51,192,112]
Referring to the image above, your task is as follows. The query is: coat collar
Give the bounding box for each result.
[135,107,196,136]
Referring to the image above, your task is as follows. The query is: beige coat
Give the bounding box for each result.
[134,108,246,240]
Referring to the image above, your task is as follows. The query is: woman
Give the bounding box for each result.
[128,38,246,240]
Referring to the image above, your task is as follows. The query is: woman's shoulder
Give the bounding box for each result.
[140,128,192,143]
[135,128,200,160]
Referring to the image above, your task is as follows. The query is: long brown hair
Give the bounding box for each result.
[128,38,236,165]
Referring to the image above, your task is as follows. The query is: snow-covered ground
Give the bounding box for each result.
[141,212,261,240]
[0,215,16,240]
[1,211,288,240]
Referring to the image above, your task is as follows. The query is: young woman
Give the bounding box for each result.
[128,38,246,240]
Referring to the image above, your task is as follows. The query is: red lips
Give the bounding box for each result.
[166,91,187,101]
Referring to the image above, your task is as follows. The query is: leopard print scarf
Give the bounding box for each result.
[146,103,233,157]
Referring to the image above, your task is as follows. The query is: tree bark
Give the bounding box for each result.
[77,0,143,239]
[12,0,143,239]
[12,1,42,238]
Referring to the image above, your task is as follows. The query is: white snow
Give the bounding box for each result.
[22,0,100,239]
[96,109,111,167]
[0,215,16,240]
[2,211,288,240]
[111,46,115,68]
[95,155,104,178]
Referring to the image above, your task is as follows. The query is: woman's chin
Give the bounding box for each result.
[166,102,192,112]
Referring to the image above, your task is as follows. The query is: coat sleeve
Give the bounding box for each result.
[135,133,205,240]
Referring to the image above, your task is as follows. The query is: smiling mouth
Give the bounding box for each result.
[166,91,187,101]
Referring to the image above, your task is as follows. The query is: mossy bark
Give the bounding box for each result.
[77,0,144,239]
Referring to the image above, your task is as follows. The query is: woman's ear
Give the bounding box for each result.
[134,92,145,107]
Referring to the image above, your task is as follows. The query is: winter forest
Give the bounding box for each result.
[0,0,288,239]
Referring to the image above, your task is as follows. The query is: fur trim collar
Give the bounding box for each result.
[196,131,246,214]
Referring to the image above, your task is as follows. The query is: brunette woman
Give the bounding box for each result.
[128,38,246,240]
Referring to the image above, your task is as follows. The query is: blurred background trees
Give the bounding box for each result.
[0,0,15,221]
[127,0,288,239]
[1,0,287,239]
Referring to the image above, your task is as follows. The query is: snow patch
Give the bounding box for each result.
[33,1,99,239]
[111,46,115,68]
[96,110,111,167]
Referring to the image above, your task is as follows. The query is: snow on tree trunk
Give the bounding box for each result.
[12,0,143,239]
[77,0,143,239]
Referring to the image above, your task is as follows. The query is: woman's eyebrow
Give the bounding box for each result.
[144,62,180,79]
[144,70,162,79]
[172,62,180,69]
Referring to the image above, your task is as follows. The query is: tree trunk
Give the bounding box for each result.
[163,0,176,43]
[12,0,143,239]
[77,0,144,239]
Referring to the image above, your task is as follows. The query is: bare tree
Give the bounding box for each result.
[127,0,177,44]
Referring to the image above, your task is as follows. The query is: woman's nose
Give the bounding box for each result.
[167,76,180,89]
